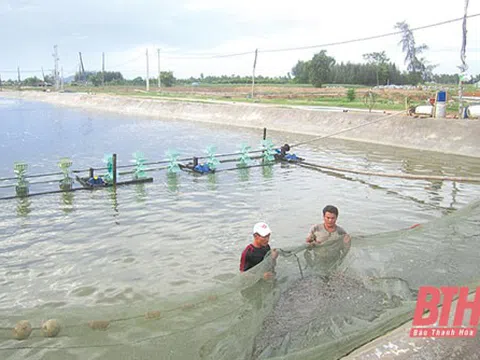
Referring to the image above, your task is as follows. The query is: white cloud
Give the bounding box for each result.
[1,0,479,79]
[0,3,12,14]
[169,0,480,77]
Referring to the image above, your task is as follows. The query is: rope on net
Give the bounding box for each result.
[0,248,301,349]
[0,291,233,346]
[289,109,405,148]
[0,309,238,350]
[297,161,480,183]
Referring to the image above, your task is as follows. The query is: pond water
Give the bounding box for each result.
[0,97,479,358]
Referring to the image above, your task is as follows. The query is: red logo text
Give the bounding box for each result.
[410,286,479,338]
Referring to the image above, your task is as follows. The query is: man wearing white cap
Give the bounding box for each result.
[240,222,278,280]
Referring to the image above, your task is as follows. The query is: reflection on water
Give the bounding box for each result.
[80,116,94,136]
[207,173,217,191]
[135,183,147,203]
[60,190,75,213]
[16,197,31,217]
[238,167,250,182]
[166,173,179,193]
[108,186,119,225]
[262,164,274,179]
[451,181,459,209]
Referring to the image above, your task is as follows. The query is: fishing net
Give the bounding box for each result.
[0,200,479,359]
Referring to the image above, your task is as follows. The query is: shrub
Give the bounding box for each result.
[346,88,356,102]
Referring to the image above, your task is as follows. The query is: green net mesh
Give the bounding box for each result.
[1,200,479,359]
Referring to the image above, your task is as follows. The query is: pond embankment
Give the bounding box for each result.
[2,90,479,158]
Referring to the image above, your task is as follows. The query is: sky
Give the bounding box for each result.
[0,0,479,81]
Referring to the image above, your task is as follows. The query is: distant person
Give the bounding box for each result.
[240,222,278,280]
[306,205,351,246]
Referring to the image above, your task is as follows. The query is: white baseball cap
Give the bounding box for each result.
[253,222,271,237]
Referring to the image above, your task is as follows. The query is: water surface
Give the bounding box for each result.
[0,97,479,358]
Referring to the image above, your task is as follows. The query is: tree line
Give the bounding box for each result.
[290,53,473,87]
[5,66,477,89]
[72,71,176,87]
[290,21,478,88]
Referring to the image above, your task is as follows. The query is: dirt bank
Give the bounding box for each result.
[2,90,479,158]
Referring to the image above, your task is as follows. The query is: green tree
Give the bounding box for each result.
[88,73,102,86]
[74,71,95,83]
[346,88,356,101]
[362,51,390,86]
[44,74,54,85]
[394,21,429,84]
[22,76,41,86]
[308,50,335,88]
[291,60,310,84]
[103,71,124,83]
[131,77,145,86]
[160,71,176,87]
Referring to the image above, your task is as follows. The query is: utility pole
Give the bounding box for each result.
[157,48,161,90]
[41,67,45,82]
[458,0,469,119]
[53,45,60,91]
[146,48,150,92]
[60,67,64,91]
[102,52,105,87]
[17,67,21,89]
[251,49,258,99]
[79,52,86,84]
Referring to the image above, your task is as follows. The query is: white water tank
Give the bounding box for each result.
[435,102,446,118]
[467,105,480,118]
[415,105,433,116]
[434,90,447,118]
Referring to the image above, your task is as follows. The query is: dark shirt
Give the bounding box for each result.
[239,244,271,272]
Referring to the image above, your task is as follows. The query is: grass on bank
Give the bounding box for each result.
[4,83,478,115]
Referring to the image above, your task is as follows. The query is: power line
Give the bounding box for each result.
[108,54,144,69]
[0,69,53,73]
[163,51,254,60]
[429,47,480,52]
[260,13,480,54]
[1,13,479,74]
[129,13,480,61]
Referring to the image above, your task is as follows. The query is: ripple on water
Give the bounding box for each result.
[0,101,479,337]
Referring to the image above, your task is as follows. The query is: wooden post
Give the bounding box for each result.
[459,0,469,119]
[262,128,267,164]
[193,157,198,167]
[251,49,258,99]
[102,52,105,88]
[89,168,94,178]
[157,48,161,90]
[112,154,117,185]
[146,49,150,92]
[459,78,464,118]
